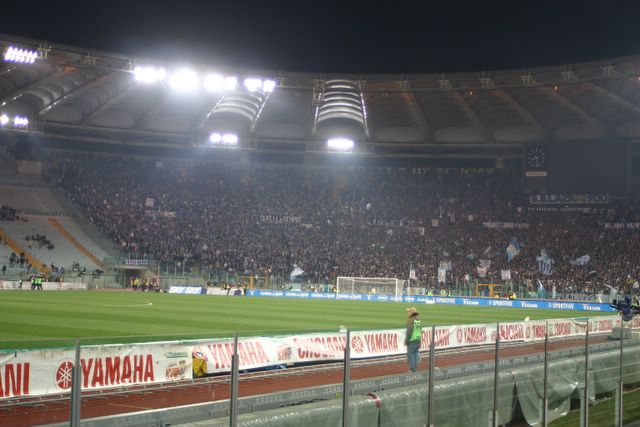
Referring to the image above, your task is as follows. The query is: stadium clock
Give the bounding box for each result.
[526,147,547,169]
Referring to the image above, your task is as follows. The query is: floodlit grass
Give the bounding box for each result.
[0,290,608,350]
[550,388,640,426]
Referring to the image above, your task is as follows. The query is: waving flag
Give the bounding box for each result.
[536,250,554,276]
[506,238,522,262]
[569,255,591,266]
[290,266,304,279]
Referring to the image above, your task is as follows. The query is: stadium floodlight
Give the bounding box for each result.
[13,116,28,127]
[203,74,238,92]
[4,46,38,64]
[168,69,200,92]
[204,74,225,92]
[224,76,238,91]
[208,132,238,146]
[209,132,222,143]
[222,133,238,144]
[133,66,166,83]
[262,79,276,93]
[244,78,262,92]
[0,114,8,126]
[327,138,354,151]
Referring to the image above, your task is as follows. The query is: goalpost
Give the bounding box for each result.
[336,276,406,299]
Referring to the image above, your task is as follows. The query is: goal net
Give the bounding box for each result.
[336,277,406,299]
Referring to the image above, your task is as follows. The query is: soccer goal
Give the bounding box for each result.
[336,277,406,299]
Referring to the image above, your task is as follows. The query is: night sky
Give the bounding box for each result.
[3,0,640,74]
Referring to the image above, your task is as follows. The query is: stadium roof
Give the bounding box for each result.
[2,34,640,158]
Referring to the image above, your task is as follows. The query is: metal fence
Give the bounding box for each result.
[2,318,639,427]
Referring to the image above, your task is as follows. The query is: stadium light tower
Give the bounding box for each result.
[0,114,8,126]
[168,69,200,92]
[244,78,263,92]
[3,46,38,64]
[327,138,354,152]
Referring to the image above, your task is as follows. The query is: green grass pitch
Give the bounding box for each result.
[0,291,609,350]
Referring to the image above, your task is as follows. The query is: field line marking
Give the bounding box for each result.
[102,302,154,307]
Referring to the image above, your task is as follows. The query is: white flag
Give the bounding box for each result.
[501,269,511,280]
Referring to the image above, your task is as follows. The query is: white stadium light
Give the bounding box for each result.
[4,46,37,64]
[0,114,8,126]
[222,133,238,144]
[168,69,200,92]
[133,66,166,83]
[204,74,225,91]
[327,138,355,151]
[204,74,238,92]
[208,132,239,146]
[13,116,29,127]
[262,79,276,93]
[244,78,262,92]
[224,76,238,91]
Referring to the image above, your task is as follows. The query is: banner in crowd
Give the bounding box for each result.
[501,269,511,280]
[529,193,609,205]
[483,222,529,229]
[124,258,149,266]
[0,342,192,398]
[258,215,302,224]
[528,207,609,214]
[602,223,640,230]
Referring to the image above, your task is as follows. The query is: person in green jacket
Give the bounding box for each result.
[405,307,423,372]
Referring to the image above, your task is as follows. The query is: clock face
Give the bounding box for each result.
[526,147,547,169]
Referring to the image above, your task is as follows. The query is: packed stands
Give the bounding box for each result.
[51,154,640,297]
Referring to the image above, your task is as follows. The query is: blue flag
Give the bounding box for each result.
[536,249,554,276]
[506,238,522,262]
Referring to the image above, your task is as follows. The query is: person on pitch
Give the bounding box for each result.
[405,307,423,373]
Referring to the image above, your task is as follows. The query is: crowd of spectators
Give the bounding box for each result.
[0,205,16,221]
[49,153,640,297]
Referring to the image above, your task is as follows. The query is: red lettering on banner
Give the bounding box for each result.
[464,326,487,344]
[500,324,524,341]
[365,333,398,354]
[133,355,144,382]
[598,319,612,332]
[421,328,450,348]
[552,322,571,337]
[92,359,104,387]
[81,358,93,388]
[144,355,154,382]
[239,342,269,366]
[0,363,30,397]
[533,325,546,339]
[122,357,132,383]
[79,355,153,388]
[293,336,346,360]
[105,357,121,385]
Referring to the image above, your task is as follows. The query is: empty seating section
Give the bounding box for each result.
[0,215,100,270]
[0,185,64,214]
[55,217,110,264]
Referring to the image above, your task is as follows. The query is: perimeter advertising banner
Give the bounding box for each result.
[191,316,625,375]
[0,342,192,399]
[0,315,634,398]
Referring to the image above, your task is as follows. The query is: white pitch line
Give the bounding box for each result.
[101,302,154,307]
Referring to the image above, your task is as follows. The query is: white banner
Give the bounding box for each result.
[0,281,87,290]
[0,315,629,398]
[501,270,511,280]
[0,342,192,399]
